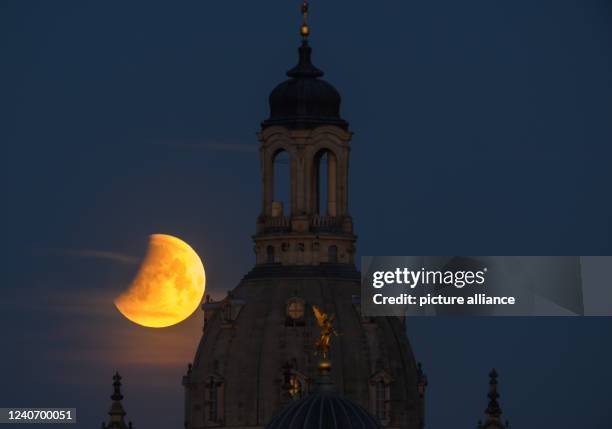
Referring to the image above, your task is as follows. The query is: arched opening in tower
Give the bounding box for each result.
[313,149,338,216]
[328,245,338,263]
[272,149,290,217]
[266,245,275,264]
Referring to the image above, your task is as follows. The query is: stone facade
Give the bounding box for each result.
[254,126,355,267]
[183,13,426,429]
[183,275,425,429]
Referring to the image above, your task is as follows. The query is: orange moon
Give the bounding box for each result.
[114,234,206,328]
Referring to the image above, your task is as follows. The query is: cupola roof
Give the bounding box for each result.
[264,389,382,429]
[262,1,348,130]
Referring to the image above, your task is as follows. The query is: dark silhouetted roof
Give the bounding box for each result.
[266,364,381,429]
[262,41,348,130]
[265,390,382,429]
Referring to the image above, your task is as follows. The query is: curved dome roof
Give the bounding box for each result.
[262,41,349,130]
[265,388,382,429]
[184,274,424,429]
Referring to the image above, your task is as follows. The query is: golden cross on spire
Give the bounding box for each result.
[300,0,310,40]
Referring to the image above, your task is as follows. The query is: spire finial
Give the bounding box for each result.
[111,371,123,401]
[485,368,503,422]
[300,1,310,40]
[417,362,428,398]
[476,369,509,428]
[105,372,127,427]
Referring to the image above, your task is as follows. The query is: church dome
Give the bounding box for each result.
[262,41,349,130]
[183,6,423,429]
[265,389,382,429]
[266,362,382,429]
[183,272,425,429]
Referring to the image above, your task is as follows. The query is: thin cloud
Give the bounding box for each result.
[30,286,201,373]
[35,247,140,265]
[152,140,258,153]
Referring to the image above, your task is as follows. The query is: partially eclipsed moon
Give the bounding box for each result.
[114,234,205,328]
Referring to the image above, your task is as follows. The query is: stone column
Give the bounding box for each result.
[340,148,349,216]
[295,149,305,214]
[263,151,274,217]
[304,150,313,215]
[290,152,298,216]
[312,157,320,214]
[327,153,337,216]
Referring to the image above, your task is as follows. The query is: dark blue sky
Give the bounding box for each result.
[1,1,611,428]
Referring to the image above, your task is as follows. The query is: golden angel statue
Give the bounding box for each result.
[312,305,340,360]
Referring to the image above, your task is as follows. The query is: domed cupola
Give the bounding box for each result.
[184,4,425,429]
[265,387,382,429]
[262,1,348,130]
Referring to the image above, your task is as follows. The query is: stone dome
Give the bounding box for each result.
[262,41,349,130]
[183,267,425,429]
[183,18,424,429]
